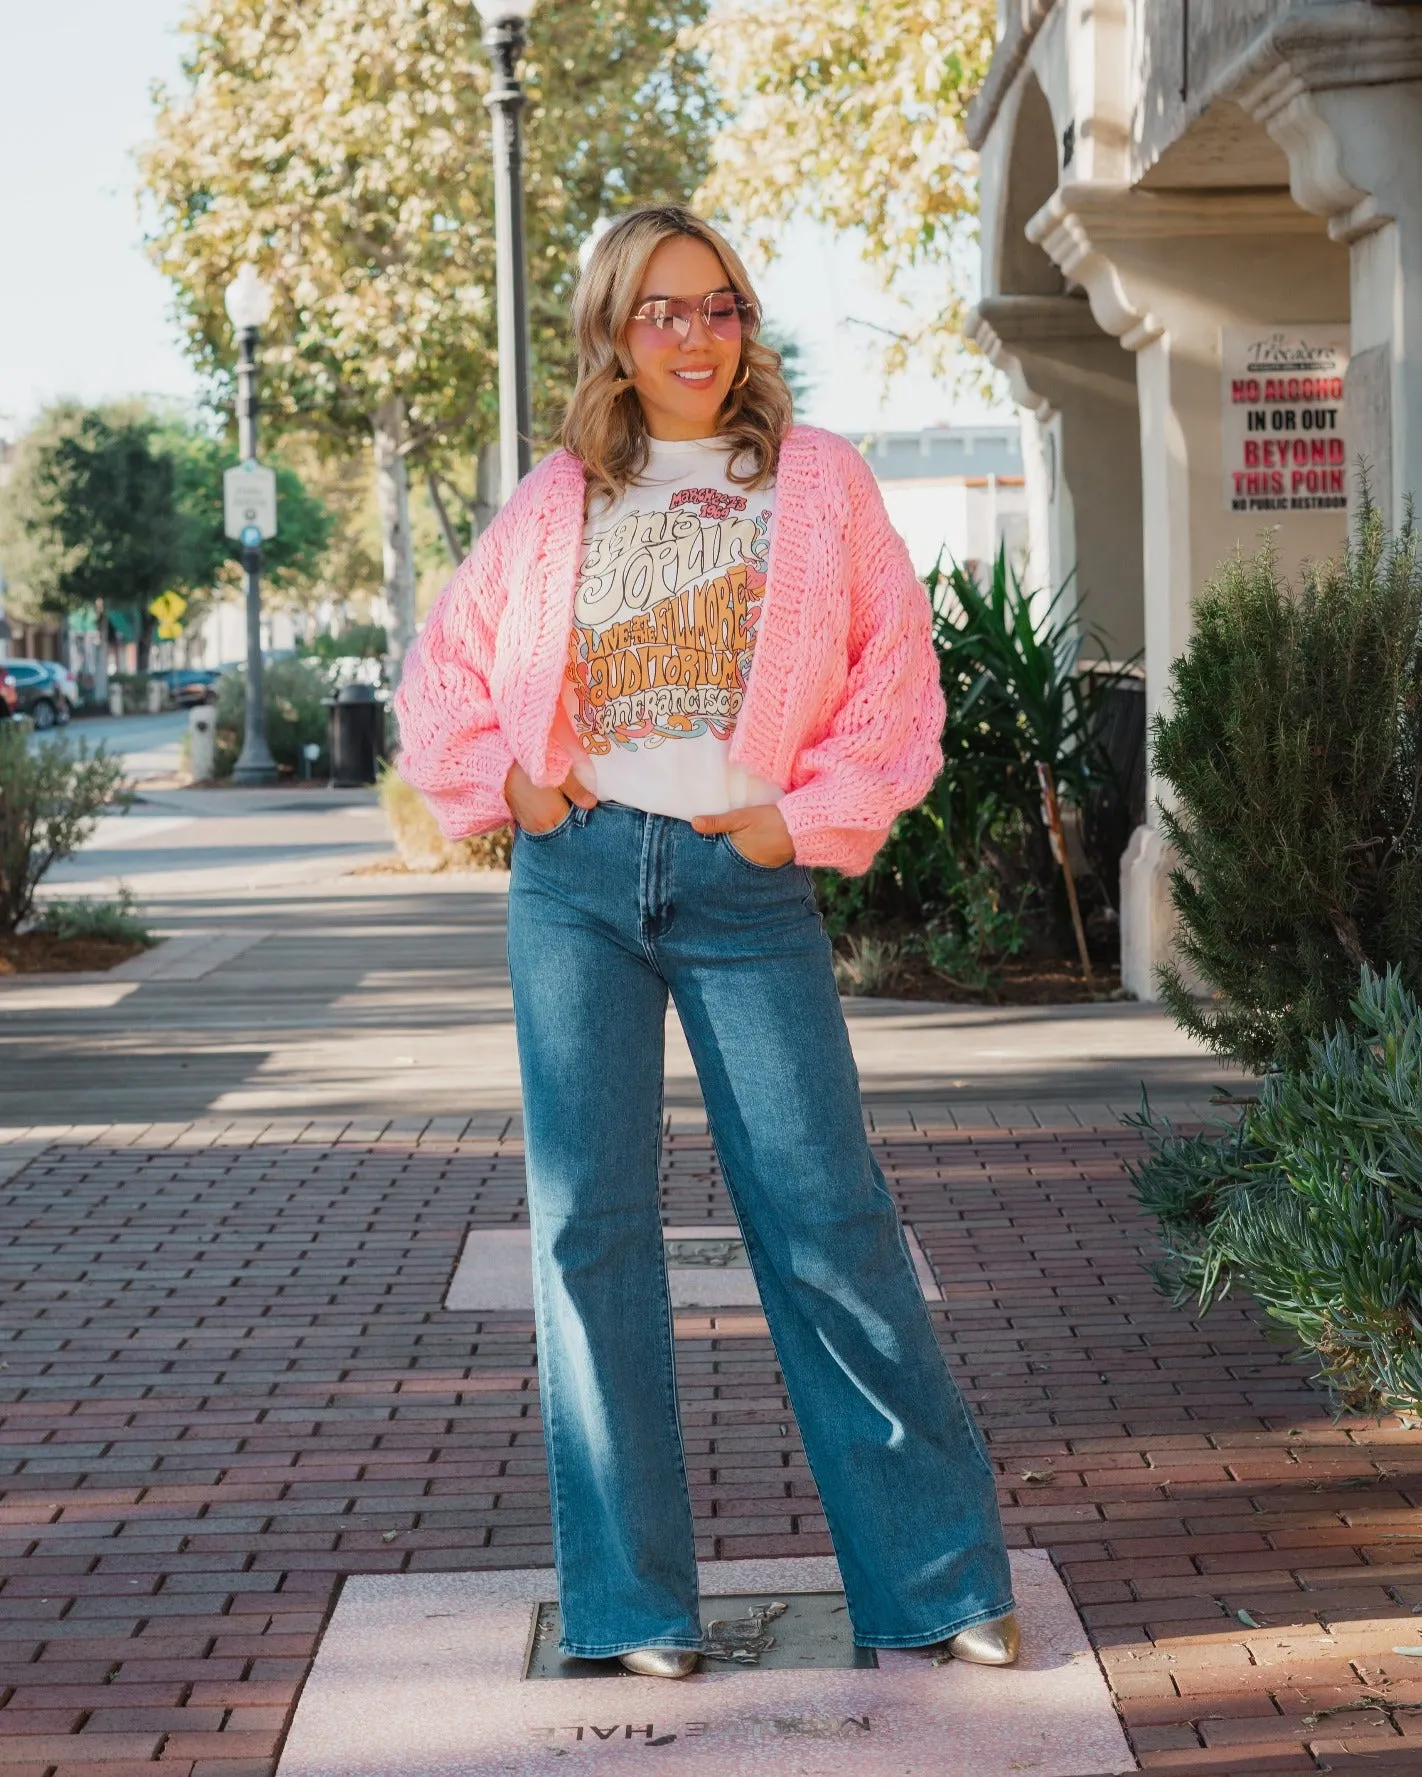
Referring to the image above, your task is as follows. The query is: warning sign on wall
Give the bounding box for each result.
[1222,326,1349,515]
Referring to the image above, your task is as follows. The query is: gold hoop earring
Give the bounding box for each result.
[731,363,751,391]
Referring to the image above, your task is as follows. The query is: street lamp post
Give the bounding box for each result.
[475,0,536,505]
[225,265,278,786]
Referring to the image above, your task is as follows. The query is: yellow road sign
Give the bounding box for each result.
[149,590,188,625]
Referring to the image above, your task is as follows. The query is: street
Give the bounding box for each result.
[34,706,190,780]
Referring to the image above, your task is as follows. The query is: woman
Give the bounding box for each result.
[394,205,1016,1679]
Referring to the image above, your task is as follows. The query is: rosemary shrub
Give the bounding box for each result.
[1153,499,1422,1072]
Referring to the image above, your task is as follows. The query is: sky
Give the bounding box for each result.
[0,0,1003,440]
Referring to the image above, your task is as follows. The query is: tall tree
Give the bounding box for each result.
[0,404,338,668]
[692,0,994,373]
[0,404,180,669]
[141,0,715,671]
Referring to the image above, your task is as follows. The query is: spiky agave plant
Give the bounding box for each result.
[925,545,1138,942]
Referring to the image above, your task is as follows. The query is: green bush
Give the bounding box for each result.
[903,862,1033,993]
[1153,499,1422,1072]
[0,726,127,933]
[214,656,332,777]
[833,935,906,997]
[1130,966,1422,1415]
[33,885,153,946]
[108,672,151,714]
[301,624,388,662]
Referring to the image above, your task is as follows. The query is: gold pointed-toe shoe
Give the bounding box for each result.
[617,1648,700,1679]
[945,1611,1020,1666]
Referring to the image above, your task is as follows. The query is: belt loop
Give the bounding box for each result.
[573,803,592,828]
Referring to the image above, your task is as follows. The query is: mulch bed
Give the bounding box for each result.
[881,955,1126,1006]
[0,932,150,975]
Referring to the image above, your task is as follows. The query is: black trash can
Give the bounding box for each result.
[324,682,386,787]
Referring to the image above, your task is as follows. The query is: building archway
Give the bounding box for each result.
[998,77,1064,299]
[973,79,1145,670]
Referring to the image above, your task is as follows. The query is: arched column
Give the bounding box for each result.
[1026,182,1350,998]
[971,72,1144,662]
[969,295,1141,662]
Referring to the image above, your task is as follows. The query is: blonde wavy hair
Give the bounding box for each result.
[561,205,794,511]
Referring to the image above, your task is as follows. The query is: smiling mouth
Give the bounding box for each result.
[671,367,717,385]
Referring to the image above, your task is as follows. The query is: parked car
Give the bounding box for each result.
[0,671,17,721]
[0,659,73,728]
[44,662,81,710]
[159,668,222,707]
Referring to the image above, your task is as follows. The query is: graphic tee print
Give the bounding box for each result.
[560,436,783,820]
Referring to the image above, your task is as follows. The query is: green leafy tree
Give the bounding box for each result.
[157,422,335,597]
[140,0,716,670]
[1153,503,1422,1072]
[0,404,337,663]
[0,404,180,667]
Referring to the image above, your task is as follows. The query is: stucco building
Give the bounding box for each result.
[967,0,1422,997]
[850,425,1027,577]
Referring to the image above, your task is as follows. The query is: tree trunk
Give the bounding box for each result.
[92,608,109,703]
[427,473,464,568]
[372,396,418,684]
[426,446,501,567]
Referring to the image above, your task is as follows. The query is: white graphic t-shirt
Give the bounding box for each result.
[560,435,783,820]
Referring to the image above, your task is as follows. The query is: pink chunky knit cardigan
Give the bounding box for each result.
[393,424,946,876]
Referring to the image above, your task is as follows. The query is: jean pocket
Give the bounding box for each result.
[719,831,794,873]
[518,803,578,841]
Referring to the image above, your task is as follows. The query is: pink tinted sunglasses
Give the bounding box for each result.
[628,290,759,342]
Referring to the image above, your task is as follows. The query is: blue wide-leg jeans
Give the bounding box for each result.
[505,800,1014,1658]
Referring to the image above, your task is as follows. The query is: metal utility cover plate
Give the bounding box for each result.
[444,1224,942,1311]
[523,1591,877,1680]
[276,1553,1138,1776]
[662,1235,750,1269]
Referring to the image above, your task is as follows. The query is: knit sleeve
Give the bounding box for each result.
[391,526,517,840]
[776,446,946,876]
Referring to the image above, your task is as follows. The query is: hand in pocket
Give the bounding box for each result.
[506,761,597,833]
[690,804,795,867]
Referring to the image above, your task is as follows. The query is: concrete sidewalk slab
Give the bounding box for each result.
[276,1553,1136,1777]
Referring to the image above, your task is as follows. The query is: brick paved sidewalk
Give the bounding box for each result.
[1,1116,1419,1777]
